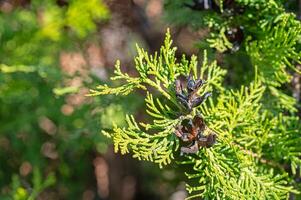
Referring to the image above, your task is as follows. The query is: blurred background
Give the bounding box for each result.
[0,0,201,199]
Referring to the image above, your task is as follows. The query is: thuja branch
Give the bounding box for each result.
[89,30,299,199]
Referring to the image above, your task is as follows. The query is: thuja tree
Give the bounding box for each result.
[89,31,301,199]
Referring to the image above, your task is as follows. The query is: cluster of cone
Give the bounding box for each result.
[174,74,217,154]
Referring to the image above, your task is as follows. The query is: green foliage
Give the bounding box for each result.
[90,31,301,199]
[6,168,55,200]
[164,0,301,112]
[35,0,109,40]
[66,0,109,37]
[0,0,109,67]
[263,114,301,175]
[0,1,123,199]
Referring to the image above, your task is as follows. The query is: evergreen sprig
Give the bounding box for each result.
[90,31,300,198]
